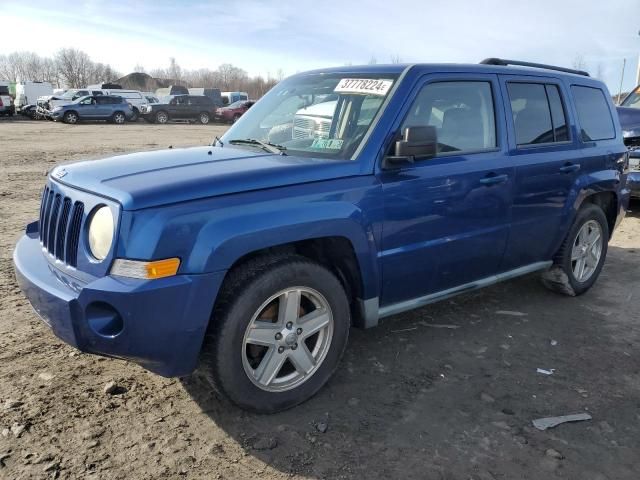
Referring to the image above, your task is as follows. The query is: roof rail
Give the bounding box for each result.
[480,58,590,77]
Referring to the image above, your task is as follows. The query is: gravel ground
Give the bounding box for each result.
[0,118,639,480]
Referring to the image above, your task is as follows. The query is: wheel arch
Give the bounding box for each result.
[217,235,369,328]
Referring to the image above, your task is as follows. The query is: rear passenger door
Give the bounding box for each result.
[379,74,514,305]
[94,96,113,117]
[499,76,582,269]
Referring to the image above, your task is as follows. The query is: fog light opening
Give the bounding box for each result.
[86,302,124,337]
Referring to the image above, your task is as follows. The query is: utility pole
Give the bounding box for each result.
[618,59,627,104]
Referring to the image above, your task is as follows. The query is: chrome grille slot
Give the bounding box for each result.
[47,194,61,254]
[66,202,84,267]
[54,198,72,261]
[40,189,54,247]
[38,183,85,268]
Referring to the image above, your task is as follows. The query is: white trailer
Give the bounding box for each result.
[15,81,53,110]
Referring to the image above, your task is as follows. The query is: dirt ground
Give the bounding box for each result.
[0,118,639,480]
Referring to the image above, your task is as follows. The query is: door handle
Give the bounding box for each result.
[479,174,508,186]
[559,163,580,173]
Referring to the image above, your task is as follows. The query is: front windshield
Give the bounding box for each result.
[220,73,398,159]
[227,100,245,108]
[622,86,640,109]
[60,90,79,99]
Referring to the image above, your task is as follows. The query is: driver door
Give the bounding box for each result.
[77,96,98,118]
[378,74,514,306]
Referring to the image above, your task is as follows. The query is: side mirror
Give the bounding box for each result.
[383,126,437,168]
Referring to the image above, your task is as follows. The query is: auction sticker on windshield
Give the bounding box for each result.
[334,78,393,96]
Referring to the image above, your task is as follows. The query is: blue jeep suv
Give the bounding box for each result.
[14,59,631,412]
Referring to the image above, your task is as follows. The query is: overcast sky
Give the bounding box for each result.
[4,0,640,93]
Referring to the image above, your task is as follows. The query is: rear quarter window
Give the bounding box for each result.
[571,85,615,141]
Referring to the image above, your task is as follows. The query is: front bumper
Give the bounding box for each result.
[13,225,225,377]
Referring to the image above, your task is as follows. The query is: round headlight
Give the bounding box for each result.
[88,206,114,261]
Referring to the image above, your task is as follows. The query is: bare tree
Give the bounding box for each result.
[167,57,182,83]
[133,64,146,73]
[216,63,247,90]
[55,48,94,87]
[390,54,402,64]
[572,54,587,72]
[595,62,604,80]
[368,56,377,65]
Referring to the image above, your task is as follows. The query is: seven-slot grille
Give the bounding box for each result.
[293,116,331,139]
[39,185,84,267]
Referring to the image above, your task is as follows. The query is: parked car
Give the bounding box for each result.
[49,95,134,124]
[140,94,216,124]
[215,99,254,123]
[143,94,159,104]
[38,88,145,120]
[0,85,14,116]
[14,59,631,413]
[221,91,248,105]
[615,85,640,198]
[15,81,53,112]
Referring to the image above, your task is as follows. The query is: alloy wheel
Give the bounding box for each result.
[241,287,334,392]
[571,219,603,283]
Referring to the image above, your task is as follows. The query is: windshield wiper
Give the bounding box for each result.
[228,138,287,155]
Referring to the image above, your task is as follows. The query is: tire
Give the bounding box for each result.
[232,113,241,124]
[199,255,350,413]
[156,111,169,124]
[543,204,609,296]
[63,111,78,124]
[112,111,126,124]
[198,112,210,125]
[129,108,139,122]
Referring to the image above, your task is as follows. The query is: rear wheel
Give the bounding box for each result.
[156,111,169,124]
[199,112,210,125]
[63,111,78,124]
[199,256,350,413]
[542,204,609,296]
[232,113,241,123]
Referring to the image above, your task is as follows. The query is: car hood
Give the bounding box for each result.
[617,106,640,140]
[51,146,361,210]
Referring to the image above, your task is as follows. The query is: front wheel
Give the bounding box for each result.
[199,256,350,413]
[129,108,139,122]
[112,112,126,124]
[155,111,169,124]
[542,204,609,296]
[63,111,78,124]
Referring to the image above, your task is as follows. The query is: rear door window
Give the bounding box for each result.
[571,85,615,141]
[546,85,569,142]
[507,82,570,145]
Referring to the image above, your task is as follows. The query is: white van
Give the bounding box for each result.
[15,81,53,110]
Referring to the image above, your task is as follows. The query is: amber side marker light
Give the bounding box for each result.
[110,258,181,280]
